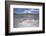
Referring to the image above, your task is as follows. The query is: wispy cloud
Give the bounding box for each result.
[13,8,39,14]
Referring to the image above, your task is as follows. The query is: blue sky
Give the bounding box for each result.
[13,8,39,14]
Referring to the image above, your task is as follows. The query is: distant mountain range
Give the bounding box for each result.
[13,13,39,15]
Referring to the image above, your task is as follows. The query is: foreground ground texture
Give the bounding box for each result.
[13,14,39,28]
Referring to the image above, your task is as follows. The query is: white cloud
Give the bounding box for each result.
[24,10,32,13]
